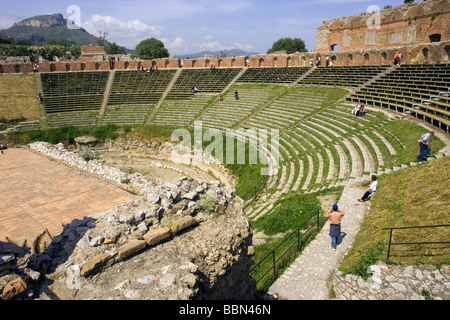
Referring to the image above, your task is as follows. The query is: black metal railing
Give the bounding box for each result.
[250,210,321,286]
[242,175,268,209]
[383,224,450,261]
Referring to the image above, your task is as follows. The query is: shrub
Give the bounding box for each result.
[78,147,102,161]
[196,193,217,213]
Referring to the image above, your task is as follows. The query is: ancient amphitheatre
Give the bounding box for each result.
[0,0,449,301]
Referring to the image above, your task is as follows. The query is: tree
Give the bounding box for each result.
[267,37,307,54]
[136,38,169,59]
[404,0,414,3]
[106,42,127,55]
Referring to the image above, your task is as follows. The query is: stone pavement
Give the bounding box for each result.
[0,147,135,245]
[268,184,369,300]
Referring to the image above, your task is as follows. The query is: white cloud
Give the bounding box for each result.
[82,14,165,48]
[162,37,187,53]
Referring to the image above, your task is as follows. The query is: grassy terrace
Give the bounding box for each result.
[340,156,450,278]
[0,74,40,122]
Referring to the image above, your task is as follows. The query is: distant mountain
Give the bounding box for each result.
[0,13,101,46]
[174,49,260,59]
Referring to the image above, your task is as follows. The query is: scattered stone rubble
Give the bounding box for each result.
[28,141,151,189]
[333,261,450,300]
[1,141,256,300]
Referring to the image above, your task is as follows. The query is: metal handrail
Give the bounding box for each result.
[382,224,450,261]
[250,210,320,284]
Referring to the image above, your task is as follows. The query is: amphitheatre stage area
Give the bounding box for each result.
[0,0,449,302]
[0,147,135,245]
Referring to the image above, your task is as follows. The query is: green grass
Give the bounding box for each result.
[251,193,322,235]
[339,156,450,278]
[5,124,119,145]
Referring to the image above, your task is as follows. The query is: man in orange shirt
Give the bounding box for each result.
[325,204,345,251]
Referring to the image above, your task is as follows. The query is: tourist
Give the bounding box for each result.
[310,59,313,67]
[356,105,366,116]
[351,104,359,115]
[358,175,377,202]
[398,52,403,65]
[418,130,435,163]
[324,204,345,251]
[191,86,199,94]
[38,93,44,105]
[394,51,399,65]
[326,57,329,67]
[235,90,239,100]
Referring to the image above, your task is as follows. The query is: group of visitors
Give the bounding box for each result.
[394,51,403,65]
[309,57,333,67]
[325,129,436,251]
[351,104,366,116]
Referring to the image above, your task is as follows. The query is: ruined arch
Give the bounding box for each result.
[381,52,387,64]
[364,53,370,65]
[445,45,450,60]
[422,48,429,59]
[287,56,293,67]
[124,62,129,70]
[331,44,340,52]
[81,63,86,71]
[192,60,197,68]
[14,65,20,73]
[259,57,264,67]
[95,63,100,70]
[231,59,236,67]
[165,60,170,68]
[50,64,56,72]
[65,64,71,72]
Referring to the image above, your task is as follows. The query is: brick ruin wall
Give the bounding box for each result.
[1,0,449,74]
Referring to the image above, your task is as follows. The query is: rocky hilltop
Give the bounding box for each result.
[13,14,68,28]
[1,14,100,46]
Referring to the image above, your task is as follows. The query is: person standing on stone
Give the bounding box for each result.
[324,204,345,251]
[418,130,435,163]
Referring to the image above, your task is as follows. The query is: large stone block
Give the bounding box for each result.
[117,240,147,260]
[171,215,197,235]
[81,253,114,277]
[143,227,171,246]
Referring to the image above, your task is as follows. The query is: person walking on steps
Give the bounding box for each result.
[325,204,345,251]
[418,131,435,163]
[358,175,377,202]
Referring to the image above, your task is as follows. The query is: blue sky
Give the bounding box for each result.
[0,0,416,55]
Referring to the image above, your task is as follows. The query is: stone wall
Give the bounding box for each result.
[314,0,450,53]
[333,261,450,300]
[0,142,256,300]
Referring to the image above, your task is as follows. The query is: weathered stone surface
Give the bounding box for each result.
[143,227,171,246]
[2,276,30,300]
[80,253,114,277]
[117,240,147,260]
[75,135,99,148]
